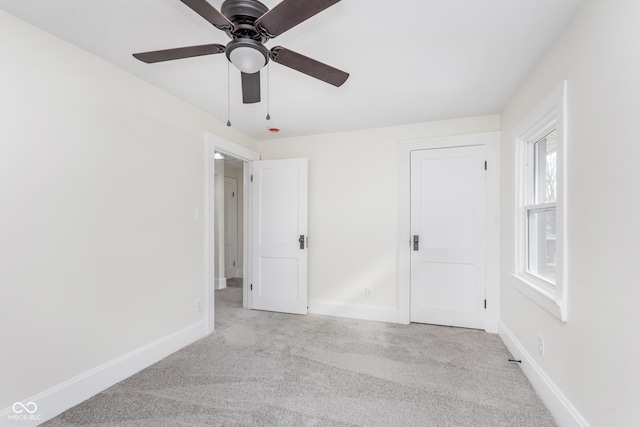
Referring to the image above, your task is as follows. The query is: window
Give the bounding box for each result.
[513,83,567,321]
[527,129,557,284]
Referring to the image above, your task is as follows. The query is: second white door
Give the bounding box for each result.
[410,145,486,329]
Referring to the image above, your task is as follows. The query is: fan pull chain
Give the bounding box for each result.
[226,62,232,127]
[266,62,271,121]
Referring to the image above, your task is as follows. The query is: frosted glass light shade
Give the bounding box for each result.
[229,46,267,74]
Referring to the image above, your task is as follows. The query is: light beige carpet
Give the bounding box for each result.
[43,280,555,426]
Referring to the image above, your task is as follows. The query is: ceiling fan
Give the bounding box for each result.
[133,0,349,104]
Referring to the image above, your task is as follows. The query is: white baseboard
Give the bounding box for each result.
[223,269,243,280]
[214,277,227,290]
[308,299,399,324]
[0,320,207,427]
[497,321,590,427]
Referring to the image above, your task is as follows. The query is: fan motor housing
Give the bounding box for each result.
[221,0,269,42]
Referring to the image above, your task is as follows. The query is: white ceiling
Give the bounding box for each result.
[0,0,585,141]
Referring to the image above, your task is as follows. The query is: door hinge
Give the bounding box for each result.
[484,161,487,170]
[484,299,487,309]
[250,175,253,182]
[250,284,253,291]
[233,261,235,266]
[232,191,235,197]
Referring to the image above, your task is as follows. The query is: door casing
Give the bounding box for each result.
[206,133,259,333]
[398,132,500,332]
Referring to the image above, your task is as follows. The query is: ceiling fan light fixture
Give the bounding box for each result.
[226,39,269,74]
[133,0,350,106]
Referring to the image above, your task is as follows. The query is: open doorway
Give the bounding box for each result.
[219,157,244,290]
[213,155,244,291]
[205,133,310,331]
[205,134,259,333]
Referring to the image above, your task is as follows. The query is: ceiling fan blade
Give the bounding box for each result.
[256,0,341,38]
[270,46,349,87]
[179,0,234,31]
[241,72,261,104]
[133,44,225,63]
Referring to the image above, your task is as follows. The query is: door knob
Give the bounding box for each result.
[413,235,419,251]
[299,235,305,250]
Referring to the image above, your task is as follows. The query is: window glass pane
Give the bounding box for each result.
[533,129,557,204]
[527,208,556,284]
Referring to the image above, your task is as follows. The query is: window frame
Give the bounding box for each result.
[512,82,568,321]
[525,126,557,287]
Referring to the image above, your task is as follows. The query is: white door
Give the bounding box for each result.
[251,158,308,315]
[224,177,238,278]
[410,145,486,329]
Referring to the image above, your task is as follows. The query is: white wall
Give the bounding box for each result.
[260,116,500,320]
[0,10,257,411]
[499,0,640,425]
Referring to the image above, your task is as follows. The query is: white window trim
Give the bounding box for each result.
[512,82,568,321]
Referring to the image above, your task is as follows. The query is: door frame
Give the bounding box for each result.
[205,133,259,333]
[398,132,500,333]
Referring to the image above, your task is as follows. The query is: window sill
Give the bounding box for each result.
[510,273,567,322]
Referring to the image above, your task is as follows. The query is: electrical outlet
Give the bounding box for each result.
[538,335,545,357]
[365,288,372,299]
[195,298,203,312]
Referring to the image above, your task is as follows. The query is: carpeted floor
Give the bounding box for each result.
[43,279,556,426]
